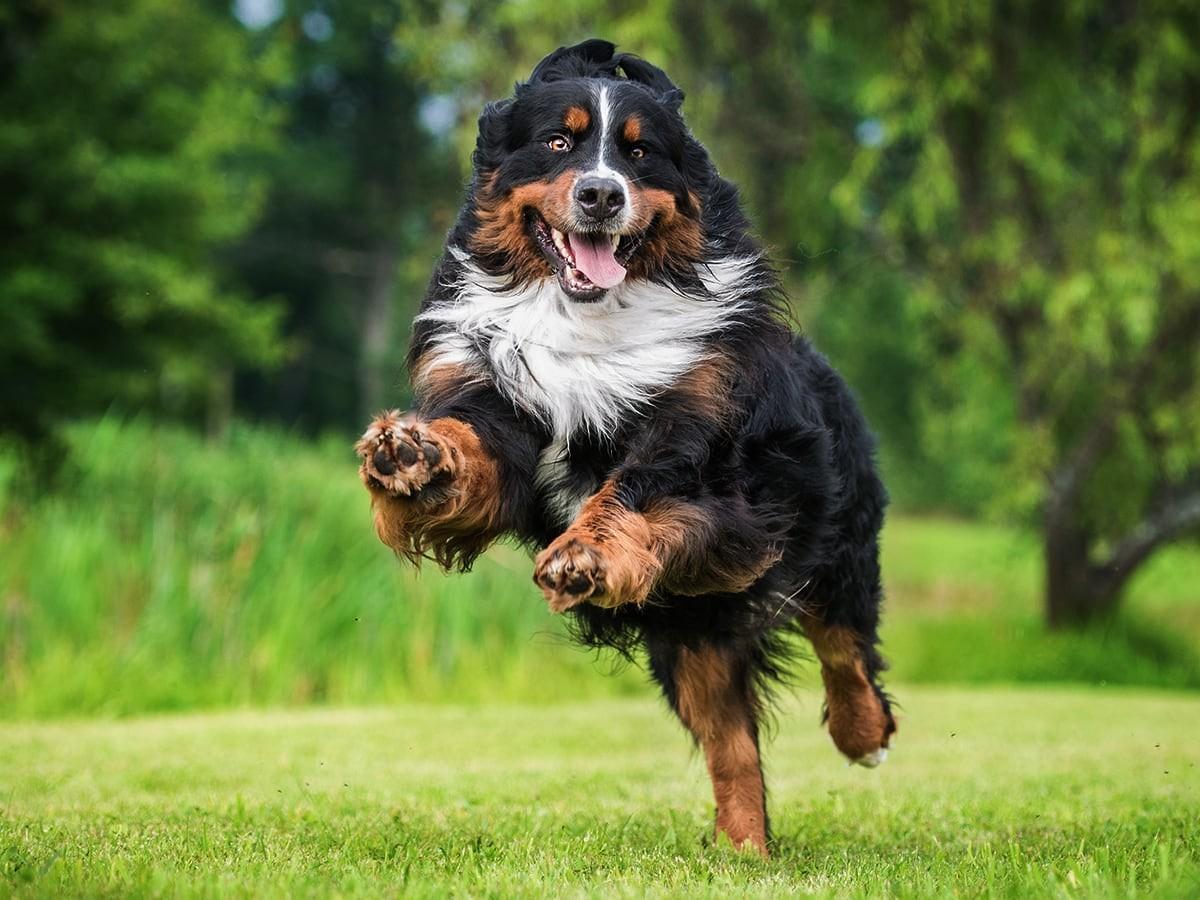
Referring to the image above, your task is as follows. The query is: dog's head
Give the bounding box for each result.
[468,40,708,302]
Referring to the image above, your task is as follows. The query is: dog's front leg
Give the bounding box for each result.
[533,482,774,612]
[533,357,781,611]
[356,410,506,570]
[532,481,661,612]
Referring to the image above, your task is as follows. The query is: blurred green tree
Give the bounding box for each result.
[228,1,465,430]
[825,0,1200,626]
[0,0,284,442]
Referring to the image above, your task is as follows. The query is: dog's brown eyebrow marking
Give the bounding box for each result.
[563,106,590,132]
[622,115,642,143]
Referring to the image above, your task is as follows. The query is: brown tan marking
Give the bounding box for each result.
[804,620,895,761]
[357,411,503,571]
[534,479,776,611]
[666,354,736,425]
[410,354,485,410]
[534,482,659,611]
[648,497,778,597]
[622,115,642,143]
[563,105,590,133]
[471,170,577,284]
[675,645,768,856]
[624,188,705,279]
[473,168,705,286]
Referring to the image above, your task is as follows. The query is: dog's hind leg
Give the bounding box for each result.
[803,616,895,767]
[650,641,769,856]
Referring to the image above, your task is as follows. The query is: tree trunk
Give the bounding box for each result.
[358,242,399,420]
[205,366,232,442]
[1043,518,1123,629]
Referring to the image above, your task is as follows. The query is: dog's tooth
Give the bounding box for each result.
[610,233,620,251]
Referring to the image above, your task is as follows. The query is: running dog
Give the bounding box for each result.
[356,39,895,856]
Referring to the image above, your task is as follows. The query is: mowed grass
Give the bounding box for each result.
[2,686,1198,897]
[2,416,1199,718]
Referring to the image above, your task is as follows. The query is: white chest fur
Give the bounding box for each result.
[419,251,758,442]
[533,435,587,525]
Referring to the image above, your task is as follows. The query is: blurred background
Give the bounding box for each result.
[1,0,1198,717]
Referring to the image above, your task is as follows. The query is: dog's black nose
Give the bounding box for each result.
[574,176,625,220]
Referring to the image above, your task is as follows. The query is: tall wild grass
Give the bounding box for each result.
[1,417,1196,717]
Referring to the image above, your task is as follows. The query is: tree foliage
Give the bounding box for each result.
[827,0,1200,623]
[0,0,282,439]
[230,1,464,430]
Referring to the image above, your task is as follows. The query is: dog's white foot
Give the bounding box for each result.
[852,747,888,768]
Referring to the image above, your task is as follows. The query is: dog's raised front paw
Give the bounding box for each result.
[533,533,656,613]
[533,537,609,613]
[355,411,458,498]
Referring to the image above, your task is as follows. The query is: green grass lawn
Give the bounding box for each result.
[3,420,1199,893]
[2,686,1198,897]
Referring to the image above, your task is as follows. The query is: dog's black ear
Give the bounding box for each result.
[472,98,513,170]
[616,54,685,110]
[529,39,617,82]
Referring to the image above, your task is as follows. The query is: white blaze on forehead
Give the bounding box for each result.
[568,82,632,232]
[593,84,618,177]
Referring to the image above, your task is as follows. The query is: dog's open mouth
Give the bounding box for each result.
[531,213,645,302]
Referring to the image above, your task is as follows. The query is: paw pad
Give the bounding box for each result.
[356,412,454,497]
[533,538,607,612]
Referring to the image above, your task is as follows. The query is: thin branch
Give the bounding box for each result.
[1099,486,1200,585]
[1048,296,1200,521]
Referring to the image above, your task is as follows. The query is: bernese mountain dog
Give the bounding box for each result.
[355,39,895,856]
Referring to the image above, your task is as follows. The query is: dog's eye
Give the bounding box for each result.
[547,136,572,153]
[629,145,646,160]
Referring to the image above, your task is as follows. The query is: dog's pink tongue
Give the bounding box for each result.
[568,233,626,289]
